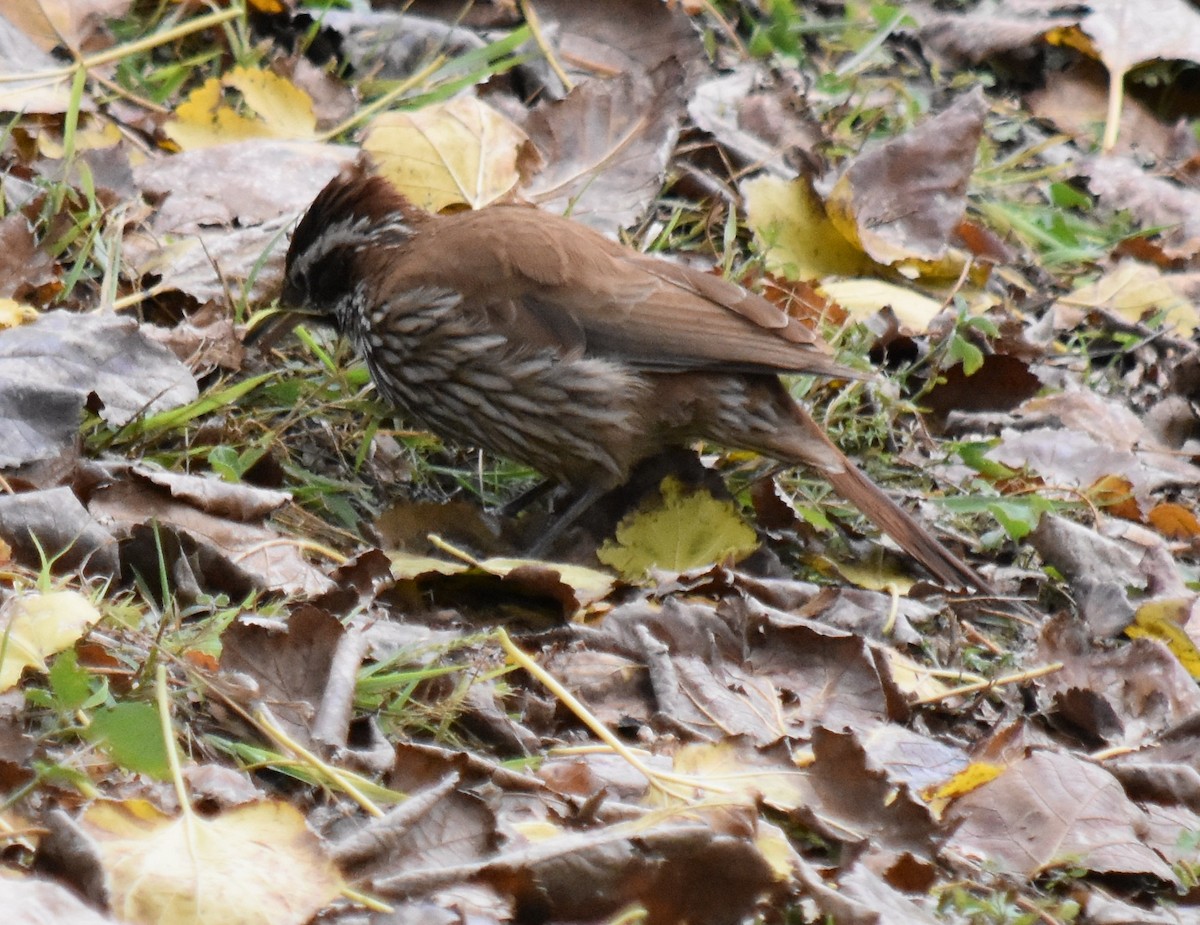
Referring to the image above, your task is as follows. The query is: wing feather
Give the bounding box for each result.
[376,204,861,379]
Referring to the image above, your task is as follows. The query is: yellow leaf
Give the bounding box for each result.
[0,299,38,330]
[81,799,344,925]
[827,554,917,594]
[881,648,949,699]
[924,761,1005,816]
[1058,260,1198,336]
[363,97,529,211]
[224,68,318,140]
[818,278,945,333]
[743,175,878,280]
[164,67,316,151]
[597,477,759,580]
[672,741,807,810]
[755,821,799,881]
[1125,598,1200,680]
[37,116,122,158]
[0,591,102,692]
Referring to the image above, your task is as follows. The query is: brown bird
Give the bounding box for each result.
[279,168,987,591]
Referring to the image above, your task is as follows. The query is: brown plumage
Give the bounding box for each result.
[281,168,987,591]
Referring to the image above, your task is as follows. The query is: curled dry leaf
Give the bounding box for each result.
[0,487,120,575]
[822,89,987,268]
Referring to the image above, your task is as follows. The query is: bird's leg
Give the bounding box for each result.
[525,484,607,558]
[499,478,557,518]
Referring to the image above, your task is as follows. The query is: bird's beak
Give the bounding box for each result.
[243,302,321,350]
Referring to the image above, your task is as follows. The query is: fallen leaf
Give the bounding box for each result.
[522,60,687,231]
[81,799,344,925]
[1057,259,1199,336]
[597,476,759,579]
[743,174,878,280]
[817,278,945,333]
[364,96,529,211]
[0,590,102,692]
[0,310,198,468]
[1126,598,1200,680]
[164,66,317,150]
[824,89,987,267]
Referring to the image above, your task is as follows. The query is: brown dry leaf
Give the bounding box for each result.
[824,89,987,268]
[689,66,824,179]
[859,724,971,796]
[0,214,56,300]
[87,469,331,599]
[1034,612,1192,751]
[2,0,129,52]
[218,607,343,745]
[751,624,892,736]
[911,0,1072,64]
[376,812,776,925]
[1080,156,1200,259]
[342,752,499,883]
[0,487,119,575]
[832,863,942,925]
[521,59,687,231]
[922,354,1043,421]
[163,66,317,151]
[797,728,941,865]
[0,590,102,692]
[522,0,702,89]
[80,799,343,925]
[124,140,353,305]
[946,750,1177,880]
[363,96,528,211]
[990,423,1200,507]
[0,311,198,469]
[0,874,119,925]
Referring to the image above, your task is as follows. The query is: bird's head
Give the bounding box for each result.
[281,167,421,325]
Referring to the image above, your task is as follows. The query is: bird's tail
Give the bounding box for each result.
[775,401,990,593]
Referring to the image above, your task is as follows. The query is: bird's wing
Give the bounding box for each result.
[386,205,863,380]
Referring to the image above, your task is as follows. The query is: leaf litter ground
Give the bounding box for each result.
[3,1,1200,923]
